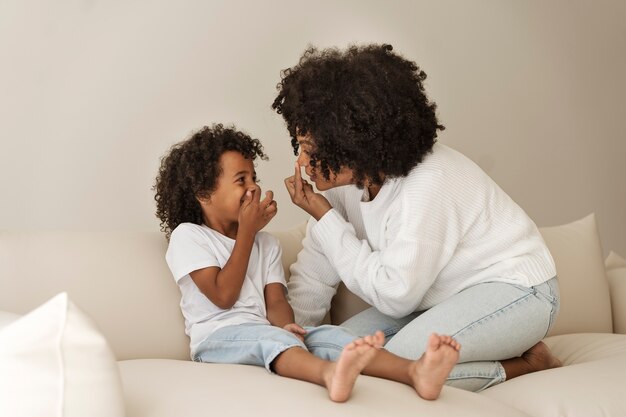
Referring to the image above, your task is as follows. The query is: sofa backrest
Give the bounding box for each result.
[0,231,190,361]
[0,214,614,361]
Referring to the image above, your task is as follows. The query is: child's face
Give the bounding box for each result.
[201,151,258,226]
[296,134,354,191]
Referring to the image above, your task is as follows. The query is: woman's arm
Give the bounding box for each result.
[286,218,343,326]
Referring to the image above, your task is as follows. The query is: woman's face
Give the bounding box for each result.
[295,134,354,191]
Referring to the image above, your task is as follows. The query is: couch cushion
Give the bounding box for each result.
[540,214,613,336]
[0,292,124,417]
[0,231,189,361]
[606,251,626,334]
[118,359,531,417]
[269,223,307,279]
[482,333,626,417]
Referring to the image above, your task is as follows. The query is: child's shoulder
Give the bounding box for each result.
[169,223,213,244]
[171,222,205,235]
[255,231,281,249]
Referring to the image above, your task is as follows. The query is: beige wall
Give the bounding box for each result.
[1,0,624,256]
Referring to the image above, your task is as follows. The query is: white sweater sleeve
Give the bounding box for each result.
[310,209,453,318]
[286,218,342,326]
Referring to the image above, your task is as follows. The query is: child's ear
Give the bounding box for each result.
[195,192,211,206]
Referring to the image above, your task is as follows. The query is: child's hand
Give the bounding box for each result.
[283,323,307,342]
[238,187,277,235]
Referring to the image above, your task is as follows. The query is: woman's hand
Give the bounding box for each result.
[238,187,277,235]
[284,163,332,221]
[283,323,307,342]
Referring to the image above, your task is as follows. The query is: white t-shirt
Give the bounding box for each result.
[166,223,286,357]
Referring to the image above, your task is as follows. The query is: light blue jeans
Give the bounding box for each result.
[193,323,357,372]
[341,277,560,392]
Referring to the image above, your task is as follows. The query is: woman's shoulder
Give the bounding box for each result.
[405,143,490,185]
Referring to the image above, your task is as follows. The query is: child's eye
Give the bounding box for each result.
[237,177,245,183]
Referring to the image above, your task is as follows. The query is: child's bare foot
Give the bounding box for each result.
[521,341,562,370]
[409,333,460,400]
[325,331,385,402]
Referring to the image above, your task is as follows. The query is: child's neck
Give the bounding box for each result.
[203,216,239,240]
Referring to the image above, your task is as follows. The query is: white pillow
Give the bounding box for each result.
[0,311,20,330]
[539,213,613,336]
[0,292,125,417]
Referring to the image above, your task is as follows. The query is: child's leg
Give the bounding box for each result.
[362,333,461,400]
[273,336,381,402]
[195,323,382,402]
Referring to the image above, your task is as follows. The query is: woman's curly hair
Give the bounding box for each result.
[154,124,267,239]
[272,43,444,187]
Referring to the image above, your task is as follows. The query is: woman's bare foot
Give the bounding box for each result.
[501,341,562,381]
[325,331,385,402]
[521,341,562,370]
[409,333,461,400]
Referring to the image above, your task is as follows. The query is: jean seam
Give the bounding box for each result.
[305,341,346,351]
[543,279,559,337]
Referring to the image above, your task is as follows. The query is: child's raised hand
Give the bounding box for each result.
[238,186,277,235]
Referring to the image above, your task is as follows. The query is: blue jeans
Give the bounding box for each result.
[341,277,560,392]
[193,323,357,372]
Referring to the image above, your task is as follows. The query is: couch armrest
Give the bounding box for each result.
[606,252,626,334]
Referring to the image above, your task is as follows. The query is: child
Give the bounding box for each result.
[154,124,461,402]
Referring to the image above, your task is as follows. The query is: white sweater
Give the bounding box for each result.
[287,143,556,326]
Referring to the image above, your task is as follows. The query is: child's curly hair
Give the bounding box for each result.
[154,124,267,239]
[272,43,445,187]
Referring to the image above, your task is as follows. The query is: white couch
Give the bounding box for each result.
[1,213,625,417]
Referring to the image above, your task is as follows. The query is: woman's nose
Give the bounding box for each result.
[296,153,308,167]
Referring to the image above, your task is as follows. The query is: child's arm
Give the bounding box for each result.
[190,188,276,309]
[265,283,306,339]
[189,232,255,309]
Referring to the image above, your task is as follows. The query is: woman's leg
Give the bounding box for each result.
[341,277,561,391]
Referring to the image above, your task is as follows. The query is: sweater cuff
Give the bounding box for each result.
[310,209,349,249]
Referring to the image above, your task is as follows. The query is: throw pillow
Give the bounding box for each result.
[606,251,626,334]
[540,213,613,336]
[0,292,125,417]
[0,311,20,330]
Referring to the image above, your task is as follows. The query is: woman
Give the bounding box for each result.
[272,43,561,392]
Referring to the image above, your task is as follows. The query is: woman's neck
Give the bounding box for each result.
[367,184,382,200]
[366,175,385,200]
